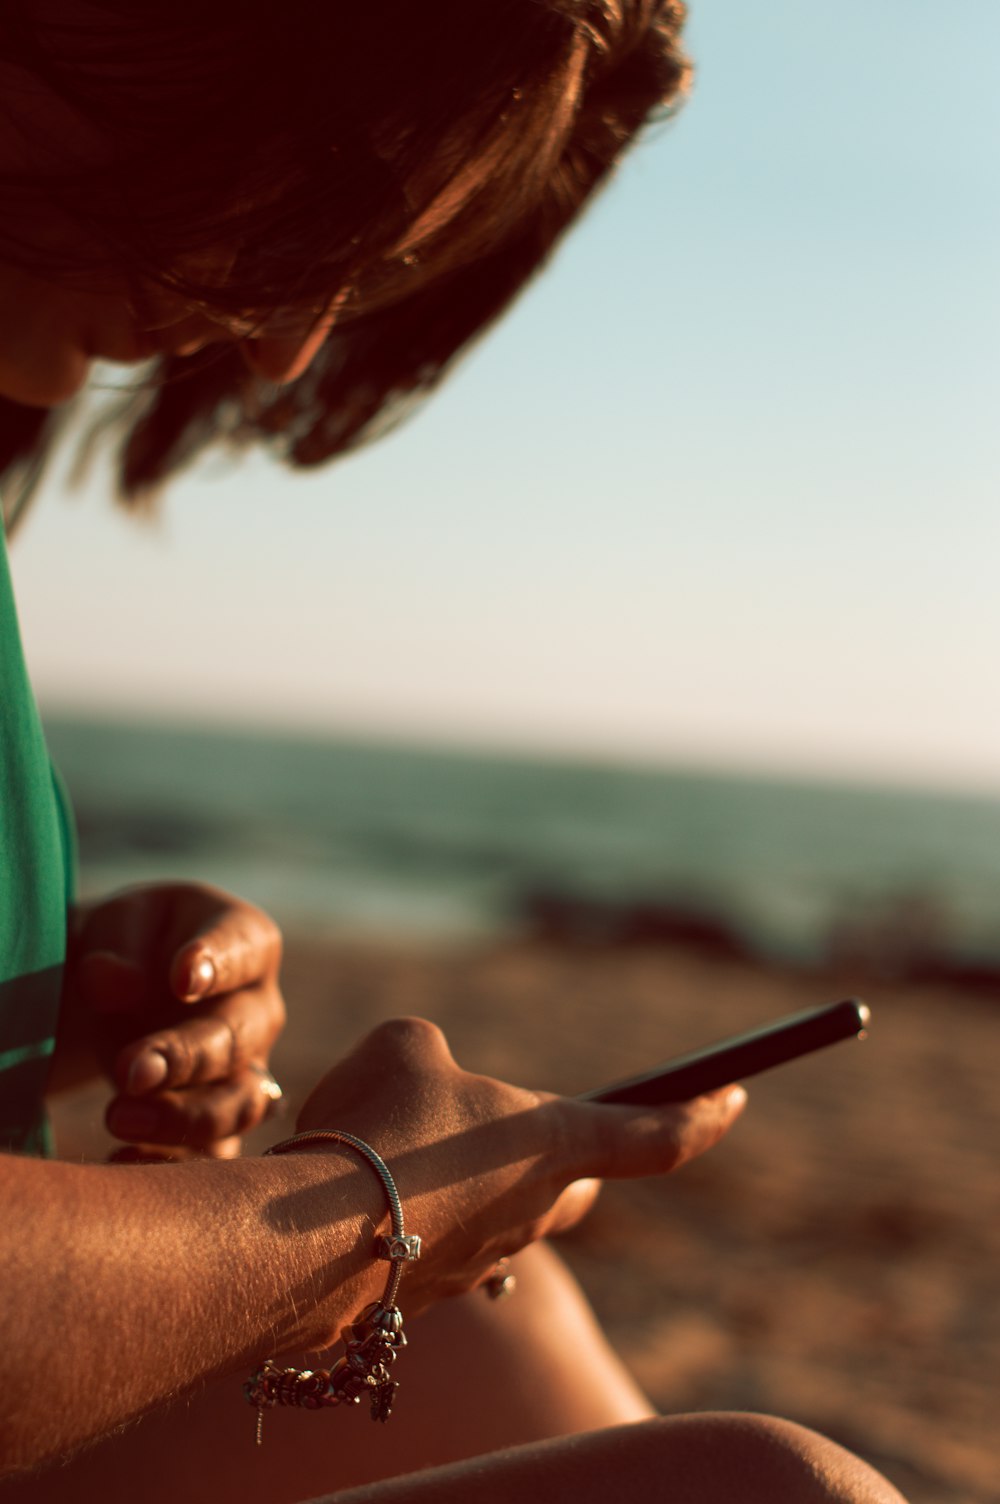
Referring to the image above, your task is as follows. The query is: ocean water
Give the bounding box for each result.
[43,713,1000,969]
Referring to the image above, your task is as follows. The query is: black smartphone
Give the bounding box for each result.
[578,998,870,1106]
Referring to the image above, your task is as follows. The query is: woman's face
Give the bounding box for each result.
[0,258,338,408]
[0,54,337,408]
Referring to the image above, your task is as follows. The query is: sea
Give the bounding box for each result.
[42,713,1000,973]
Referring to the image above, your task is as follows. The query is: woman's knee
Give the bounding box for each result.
[666,1412,907,1504]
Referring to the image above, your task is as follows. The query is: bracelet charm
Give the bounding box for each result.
[246,1130,420,1444]
[376,1233,422,1262]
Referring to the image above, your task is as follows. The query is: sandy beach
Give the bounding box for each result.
[52,935,997,1504]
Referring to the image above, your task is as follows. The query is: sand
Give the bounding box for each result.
[51,936,998,1504]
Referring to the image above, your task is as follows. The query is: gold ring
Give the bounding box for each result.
[248,1064,285,1115]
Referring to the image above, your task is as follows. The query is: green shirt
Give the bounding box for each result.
[0,519,75,1155]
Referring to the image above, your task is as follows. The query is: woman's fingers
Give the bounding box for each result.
[105,1067,281,1149]
[69,883,287,1155]
[111,986,284,1095]
[168,901,282,1003]
[567,1085,748,1183]
[74,882,283,1010]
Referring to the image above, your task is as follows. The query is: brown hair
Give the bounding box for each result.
[0,0,689,518]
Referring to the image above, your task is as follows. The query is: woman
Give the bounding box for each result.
[0,3,906,1500]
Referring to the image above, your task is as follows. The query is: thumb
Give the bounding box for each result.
[570,1084,749,1183]
[166,902,281,1004]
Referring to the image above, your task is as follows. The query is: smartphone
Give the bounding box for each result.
[579,998,870,1106]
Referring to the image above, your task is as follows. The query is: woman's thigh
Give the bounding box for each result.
[6,1242,653,1504]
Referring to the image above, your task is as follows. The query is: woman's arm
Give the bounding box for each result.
[2,1016,745,1475]
[0,1148,386,1473]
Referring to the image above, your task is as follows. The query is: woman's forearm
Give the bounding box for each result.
[3,1017,750,1475]
[0,1151,386,1473]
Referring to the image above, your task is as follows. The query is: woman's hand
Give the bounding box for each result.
[60,883,285,1156]
[295,1016,747,1319]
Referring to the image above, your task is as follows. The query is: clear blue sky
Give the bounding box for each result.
[12,1,1000,790]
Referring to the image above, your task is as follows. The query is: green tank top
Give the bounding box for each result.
[0,518,75,1155]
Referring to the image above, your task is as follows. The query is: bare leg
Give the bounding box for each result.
[7,1243,652,1503]
[6,1249,905,1504]
[319,1414,909,1504]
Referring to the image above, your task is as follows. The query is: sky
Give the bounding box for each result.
[10,1,1000,792]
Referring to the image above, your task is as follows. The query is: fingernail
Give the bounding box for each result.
[726,1085,749,1113]
[181,953,216,1002]
[107,1101,160,1138]
[126,1051,169,1094]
